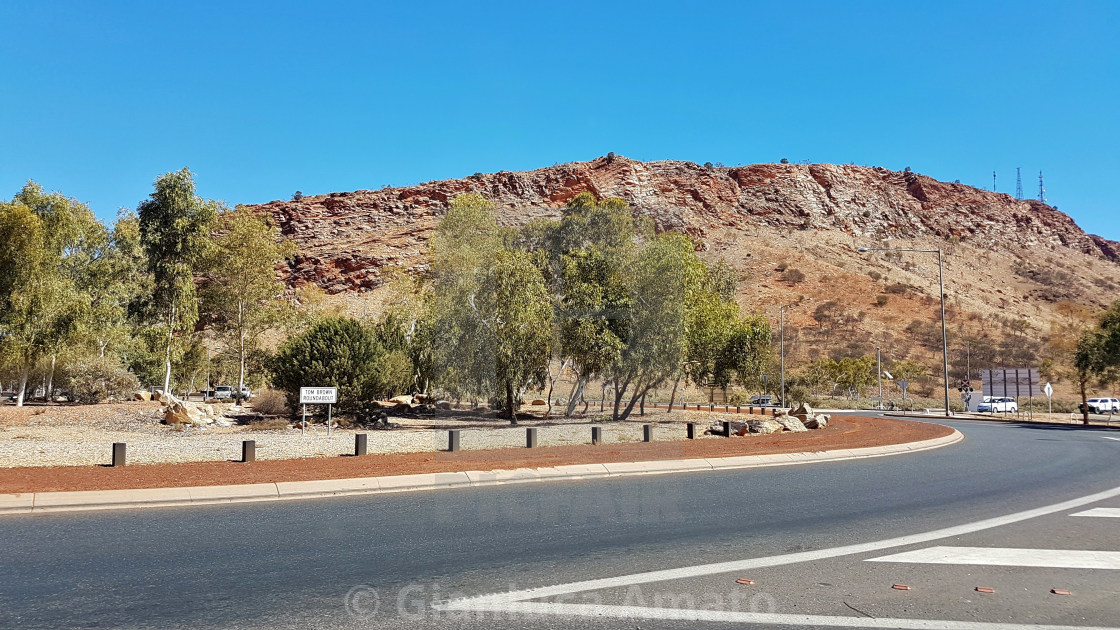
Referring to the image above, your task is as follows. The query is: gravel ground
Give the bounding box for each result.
[0,402,723,468]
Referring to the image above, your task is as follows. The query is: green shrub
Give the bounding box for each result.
[272,317,412,414]
[875,295,889,307]
[60,356,141,404]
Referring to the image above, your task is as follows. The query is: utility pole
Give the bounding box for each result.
[877,346,883,409]
[780,306,786,409]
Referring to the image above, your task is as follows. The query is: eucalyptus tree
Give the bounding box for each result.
[137,168,219,393]
[201,205,296,393]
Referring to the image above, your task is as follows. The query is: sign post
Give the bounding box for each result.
[897,380,910,412]
[299,387,338,436]
[1044,382,1053,423]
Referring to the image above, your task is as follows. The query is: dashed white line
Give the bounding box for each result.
[868,546,1120,570]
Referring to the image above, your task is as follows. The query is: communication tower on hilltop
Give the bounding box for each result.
[992,171,997,192]
[1038,171,1046,203]
[1015,167,1023,200]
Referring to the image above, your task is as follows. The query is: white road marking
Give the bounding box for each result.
[868,546,1120,570]
[445,601,1118,630]
[438,484,1120,609]
[1073,507,1120,518]
[1100,436,1120,441]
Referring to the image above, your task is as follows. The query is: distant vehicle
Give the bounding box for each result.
[0,390,16,402]
[749,395,774,406]
[239,386,253,401]
[212,386,235,400]
[977,396,1018,413]
[1079,397,1120,415]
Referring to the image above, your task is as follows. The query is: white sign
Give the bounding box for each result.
[300,387,337,404]
[1044,382,1053,398]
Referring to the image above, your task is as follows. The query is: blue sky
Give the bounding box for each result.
[2,1,1117,238]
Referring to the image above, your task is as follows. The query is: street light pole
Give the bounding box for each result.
[858,247,952,418]
[877,346,882,409]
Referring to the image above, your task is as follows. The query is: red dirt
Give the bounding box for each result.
[0,415,952,494]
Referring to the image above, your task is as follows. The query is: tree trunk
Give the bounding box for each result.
[506,380,518,425]
[46,354,57,400]
[616,384,652,422]
[545,359,568,419]
[640,392,646,416]
[16,365,29,407]
[1080,376,1090,425]
[163,309,174,395]
[565,375,586,417]
[611,380,627,422]
[666,372,683,414]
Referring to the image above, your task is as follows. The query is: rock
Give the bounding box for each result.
[747,418,784,434]
[389,395,413,405]
[134,392,151,402]
[530,399,546,406]
[151,391,163,402]
[792,403,814,417]
[774,414,809,432]
[164,401,210,426]
[803,414,829,429]
[436,400,452,410]
[413,394,432,404]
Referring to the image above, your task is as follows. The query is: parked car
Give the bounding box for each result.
[212,386,235,400]
[1079,397,1120,415]
[748,395,774,406]
[0,390,16,402]
[977,396,1018,413]
[239,386,253,401]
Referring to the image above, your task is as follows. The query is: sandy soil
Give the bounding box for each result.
[0,415,952,494]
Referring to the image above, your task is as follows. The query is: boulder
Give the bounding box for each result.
[792,403,814,417]
[530,399,546,406]
[774,414,809,432]
[803,414,829,429]
[436,400,452,410]
[151,391,163,402]
[748,418,784,434]
[164,401,210,426]
[413,394,432,404]
[389,395,413,405]
[134,391,151,402]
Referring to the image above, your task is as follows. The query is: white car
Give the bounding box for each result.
[977,396,1018,413]
[1080,398,1120,414]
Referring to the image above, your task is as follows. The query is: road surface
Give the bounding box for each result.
[1,416,1119,629]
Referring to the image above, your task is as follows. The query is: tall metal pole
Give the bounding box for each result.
[780,306,786,409]
[938,249,951,417]
[877,346,882,409]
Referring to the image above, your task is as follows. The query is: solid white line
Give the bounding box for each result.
[868,546,1120,570]
[439,484,1120,607]
[1073,507,1120,517]
[441,601,1118,630]
[1100,436,1120,441]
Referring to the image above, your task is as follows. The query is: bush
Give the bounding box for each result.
[875,295,889,307]
[252,389,290,416]
[884,282,913,295]
[60,356,141,404]
[868,270,881,282]
[272,317,410,413]
[779,268,805,284]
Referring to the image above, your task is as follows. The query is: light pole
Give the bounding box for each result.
[877,346,882,409]
[858,247,951,418]
[778,303,796,409]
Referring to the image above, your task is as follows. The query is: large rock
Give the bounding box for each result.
[389,395,413,405]
[792,403,814,418]
[774,414,809,432]
[164,401,210,426]
[748,418,785,434]
[134,391,151,402]
[803,414,829,429]
[530,399,546,406]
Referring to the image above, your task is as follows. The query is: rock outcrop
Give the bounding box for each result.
[248,155,1119,295]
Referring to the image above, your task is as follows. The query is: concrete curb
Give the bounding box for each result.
[0,429,962,515]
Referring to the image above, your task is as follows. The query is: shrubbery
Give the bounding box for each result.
[271,317,412,414]
[60,356,140,404]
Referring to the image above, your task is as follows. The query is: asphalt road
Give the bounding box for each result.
[2,416,1119,629]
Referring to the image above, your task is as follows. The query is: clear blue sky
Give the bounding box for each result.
[2,1,1117,238]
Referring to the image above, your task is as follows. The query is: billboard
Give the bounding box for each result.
[981,368,1041,398]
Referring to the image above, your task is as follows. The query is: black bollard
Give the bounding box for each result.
[643,424,653,442]
[242,440,256,463]
[355,433,368,456]
[591,426,602,445]
[112,442,126,467]
[448,430,461,452]
[687,422,696,439]
[526,427,538,448]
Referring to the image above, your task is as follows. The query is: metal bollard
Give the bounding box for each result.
[112,442,126,467]
[591,426,602,445]
[526,427,538,448]
[686,422,696,439]
[242,440,256,463]
[723,420,732,437]
[355,433,368,456]
[448,430,461,452]
[643,424,653,442]
[736,405,741,414]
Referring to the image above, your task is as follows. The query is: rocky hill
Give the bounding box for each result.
[248,155,1120,395]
